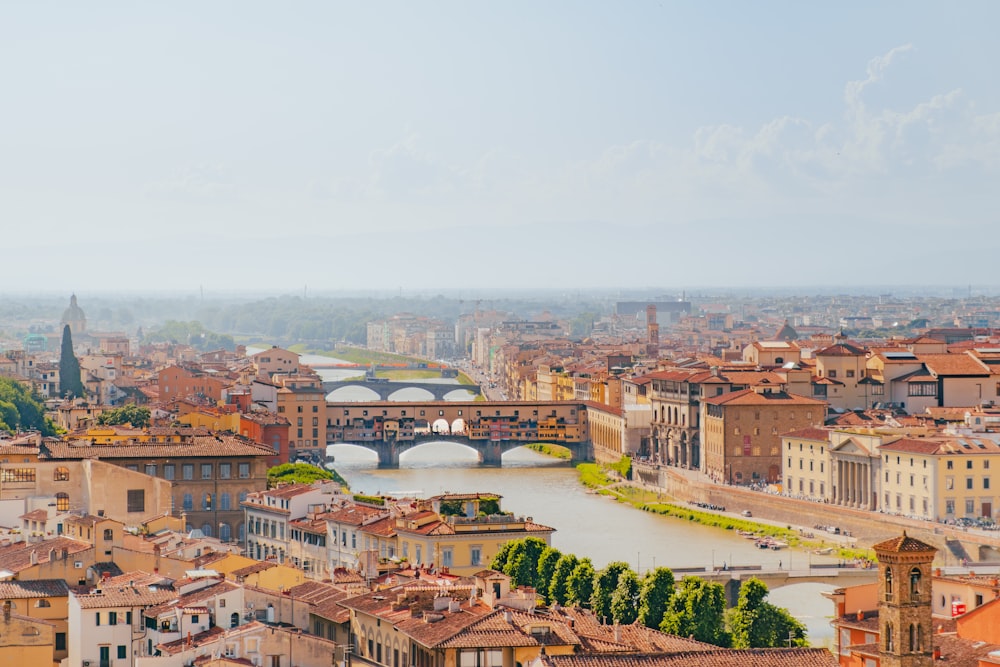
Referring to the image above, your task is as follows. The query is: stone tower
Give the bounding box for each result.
[873,532,936,667]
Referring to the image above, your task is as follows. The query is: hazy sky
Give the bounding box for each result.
[3,2,998,294]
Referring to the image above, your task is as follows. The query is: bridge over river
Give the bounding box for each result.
[323,380,481,401]
[325,400,592,467]
[681,564,877,606]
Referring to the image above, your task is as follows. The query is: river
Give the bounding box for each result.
[258,349,837,647]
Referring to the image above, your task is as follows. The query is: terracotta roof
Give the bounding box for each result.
[75,584,176,609]
[538,649,836,667]
[43,434,275,459]
[781,427,830,441]
[437,608,581,649]
[872,532,936,554]
[0,579,70,598]
[0,536,92,573]
[145,580,239,617]
[919,353,990,376]
[157,625,227,654]
[702,388,826,407]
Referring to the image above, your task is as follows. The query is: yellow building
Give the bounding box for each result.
[879,435,1000,521]
[0,580,70,663]
[781,427,831,500]
[394,494,554,576]
[0,606,54,667]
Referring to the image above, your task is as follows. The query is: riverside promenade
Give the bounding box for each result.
[631,459,1000,566]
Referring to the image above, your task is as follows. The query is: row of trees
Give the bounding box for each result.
[490,538,806,649]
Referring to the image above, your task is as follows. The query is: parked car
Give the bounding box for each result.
[741,510,753,517]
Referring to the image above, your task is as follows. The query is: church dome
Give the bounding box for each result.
[61,294,87,333]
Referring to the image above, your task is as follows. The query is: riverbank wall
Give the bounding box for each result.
[632,461,1000,566]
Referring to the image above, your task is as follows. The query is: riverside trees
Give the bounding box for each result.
[492,537,806,649]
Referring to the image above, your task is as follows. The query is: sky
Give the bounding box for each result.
[2,2,999,295]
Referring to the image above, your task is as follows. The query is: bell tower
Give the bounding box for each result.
[873,532,936,667]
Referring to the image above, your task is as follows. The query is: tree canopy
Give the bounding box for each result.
[660,576,730,647]
[267,463,346,488]
[728,578,808,648]
[637,567,676,630]
[592,561,631,624]
[96,404,151,428]
[0,377,57,436]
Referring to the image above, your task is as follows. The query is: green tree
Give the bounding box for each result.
[728,578,807,648]
[490,541,516,573]
[478,497,501,515]
[59,325,85,397]
[661,576,729,647]
[0,378,57,436]
[567,558,595,608]
[638,567,675,630]
[548,553,579,606]
[592,561,631,624]
[535,546,563,602]
[96,405,151,428]
[267,463,345,488]
[501,537,549,588]
[610,569,641,624]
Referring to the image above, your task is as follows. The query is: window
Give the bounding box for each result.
[220,493,231,511]
[1,468,35,482]
[239,463,250,479]
[967,478,974,490]
[163,464,175,480]
[946,499,955,514]
[947,460,954,470]
[470,546,482,567]
[828,370,837,378]
[96,612,101,625]
[442,548,453,567]
[56,492,70,511]
[127,489,145,513]
[986,478,991,490]
[182,464,194,480]
[201,464,213,479]
[103,529,113,541]
[109,611,118,625]
[219,463,231,479]
[54,467,69,481]
[55,633,66,651]
[183,493,193,511]
[967,460,974,470]
[203,493,213,511]
[966,499,975,514]
[846,370,855,378]
[908,382,937,397]
[145,464,156,476]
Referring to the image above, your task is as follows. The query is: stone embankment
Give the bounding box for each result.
[632,461,1000,565]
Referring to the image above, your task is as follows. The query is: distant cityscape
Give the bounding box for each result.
[1,290,1000,665]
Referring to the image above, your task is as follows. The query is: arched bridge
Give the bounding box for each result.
[323,380,481,401]
[695,566,877,606]
[328,435,588,468]
[325,400,593,468]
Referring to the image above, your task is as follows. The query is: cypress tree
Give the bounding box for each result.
[59,325,85,398]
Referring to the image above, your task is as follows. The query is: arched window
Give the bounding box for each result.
[885,567,894,599]
[220,493,231,511]
[202,493,213,511]
[885,623,894,651]
[54,467,69,481]
[909,624,918,652]
[34,599,51,608]
[201,523,213,537]
[230,612,240,628]
[56,493,70,511]
[238,522,245,543]
[182,494,193,511]
[219,523,232,543]
[775,357,784,365]
[910,567,922,598]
